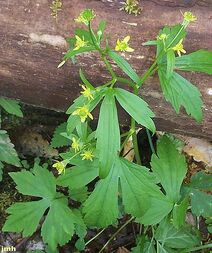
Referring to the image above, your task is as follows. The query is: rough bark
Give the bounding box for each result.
[0,0,212,138]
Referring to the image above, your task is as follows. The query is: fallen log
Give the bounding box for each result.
[0,0,211,138]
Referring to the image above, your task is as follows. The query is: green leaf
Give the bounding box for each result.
[79,69,95,89]
[83,157,163,227]
[142,40,157,46]
[97,20,106,42]
[108,51,141,86]
[187,171,212,191]
[118,158,163,217]
[190,190,212,217]
[57,159,99,189]
[83,165,120,227]
[175,50,212,74]
[0,161,3,181]
[64,46,95,61]
[139,197,173,225]
[3,200,48,236]
[158,69,203,122]
[96,90,120,178]
[172,197,189,229]
[0,98,23,117]
[166,50,175,79]
[41,198,77,250]
[115,88,155,132]
[151,135,187,202]
[3,164,84,250]
[0,130,21,167]
[155,218,200,249]
[75,28,93,44]
[183,172,212,218]
[51,122,70,148]
[131,237,156,253]
[70,187,88,202]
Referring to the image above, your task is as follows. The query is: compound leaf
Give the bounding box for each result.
[115,88,155,132]
[158,69,203,122]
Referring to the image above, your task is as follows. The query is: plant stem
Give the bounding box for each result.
[85,228,106,246]
[98,217,134,253]
[139,60,157,86]
[120,129,134,153]
[146,129,156,154]
[102,56,117,81]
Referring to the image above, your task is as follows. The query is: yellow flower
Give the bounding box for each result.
[80,85,94,100]
[74,9,96,25]
[115,36,134,52]
[157,33,168,41]
[52,161,66,174]
[74,35,88,51]
[172,39,186,57]
[81,150,94,161]
[183,12,197,22]
[72,105,93,123]
[71,137,80,152]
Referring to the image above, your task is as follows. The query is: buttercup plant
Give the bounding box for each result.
[2,9,212,253]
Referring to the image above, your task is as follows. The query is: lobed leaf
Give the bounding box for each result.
[158,68,203,122]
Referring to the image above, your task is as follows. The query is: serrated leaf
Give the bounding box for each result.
[183,171,212,218]
[0,130,21,167]
[175,50,212,74]
[3,200,48,236]
[96,90,120,178]
[57,159,98,189]
[83,165,120,227]
[188,171,212,191]
[41,198,77,250]
[155,218,200,249]
[108,51,141,86]
[115,88,155,132]
[151,135,187,202]
[9,164,56,199]
[0,98,23,117]
[51,122,70,148]
[3,164,84,250]
[83,157,164,227]
[158,68,203,122]
[190,190,212,217]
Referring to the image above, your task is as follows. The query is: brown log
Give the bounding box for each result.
[0,0,212,139]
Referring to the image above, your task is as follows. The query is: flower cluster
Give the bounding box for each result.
[75,9,96,25]
[172,39,186,57]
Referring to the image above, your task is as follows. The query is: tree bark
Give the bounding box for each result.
[0,0,211,138]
